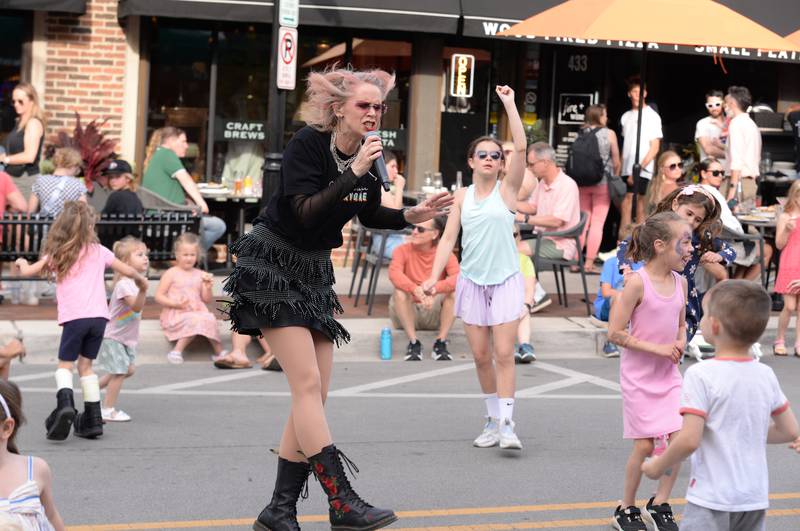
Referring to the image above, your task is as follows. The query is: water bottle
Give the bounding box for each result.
[380,327,392,360]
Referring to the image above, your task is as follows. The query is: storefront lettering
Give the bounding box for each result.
[449,54,475,98]
[220,121,267,141]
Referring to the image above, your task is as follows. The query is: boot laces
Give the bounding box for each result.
[335,449,373,510]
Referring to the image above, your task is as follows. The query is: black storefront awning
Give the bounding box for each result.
[118,0,460,34]
[1,0,86,13]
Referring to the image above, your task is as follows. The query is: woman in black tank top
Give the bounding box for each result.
[2,83,46,187]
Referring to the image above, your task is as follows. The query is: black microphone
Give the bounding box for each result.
[364,131,390,191]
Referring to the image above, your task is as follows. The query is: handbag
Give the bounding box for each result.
[607,174,627,207]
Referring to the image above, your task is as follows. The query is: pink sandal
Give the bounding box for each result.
[774,340,787,356]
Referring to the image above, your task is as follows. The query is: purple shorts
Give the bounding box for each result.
[455,273,524,326]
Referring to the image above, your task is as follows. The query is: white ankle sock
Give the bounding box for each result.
[499,397,515,422]
[80,374,100,403]
[484,393,499,419]
[55,368,73,391]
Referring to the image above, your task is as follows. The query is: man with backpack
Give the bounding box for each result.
[567,104,621,273]
[516,142,580,261]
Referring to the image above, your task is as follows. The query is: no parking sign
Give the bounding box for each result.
[277,26,297,90]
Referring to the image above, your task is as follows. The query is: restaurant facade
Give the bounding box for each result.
[4,1,800,232]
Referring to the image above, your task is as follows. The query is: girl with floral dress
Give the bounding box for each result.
[774,180,800,356]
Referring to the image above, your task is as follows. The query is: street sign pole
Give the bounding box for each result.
[261,0,297,210]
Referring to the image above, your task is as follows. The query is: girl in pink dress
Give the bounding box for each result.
[155,233,226,364]
[608,211,693,531]
[774,180,800,356]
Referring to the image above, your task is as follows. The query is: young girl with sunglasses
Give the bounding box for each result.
[618,185,736,349]
[424,85,527,450]
[643,151,683,216]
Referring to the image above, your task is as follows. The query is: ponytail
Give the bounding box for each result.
[143,126,185,172]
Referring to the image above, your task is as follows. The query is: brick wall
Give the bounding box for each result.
[42,0,127,141]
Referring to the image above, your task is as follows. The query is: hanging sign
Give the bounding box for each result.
[279,0,299,28]
[277,26,298,90]
[449,54,475,98]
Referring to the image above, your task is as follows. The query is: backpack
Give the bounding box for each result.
[566,127,605,187]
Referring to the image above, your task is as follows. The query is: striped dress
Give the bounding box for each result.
[0,456,55,531]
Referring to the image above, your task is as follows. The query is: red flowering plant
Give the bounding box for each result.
[45,113,118,193]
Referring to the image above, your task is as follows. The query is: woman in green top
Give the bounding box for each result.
[142,127,226,253]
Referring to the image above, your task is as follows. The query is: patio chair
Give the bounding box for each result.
[721,225,766,288]
[530,211,591,316]
[353,228,404,316]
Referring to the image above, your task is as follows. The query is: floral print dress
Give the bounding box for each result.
[617,235,736,341]
[159,267,221,342]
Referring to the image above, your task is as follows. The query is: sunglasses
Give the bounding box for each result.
[705,102,722,109]
[411,225,430,233]
[707,170,724,177]
[512,232,520,237]
[12,99,25,104]
[354,101,387,114]
[476,150,503,161]
[667,162,685,171]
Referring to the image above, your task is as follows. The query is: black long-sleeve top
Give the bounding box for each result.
[257,126,407,250]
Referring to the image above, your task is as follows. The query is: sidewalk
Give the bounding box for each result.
[1,267,781,364]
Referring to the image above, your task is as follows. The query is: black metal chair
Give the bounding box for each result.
[530,211,591,316]
[347,222,369,298]
[353,228,409,316]
[720,225,767,287]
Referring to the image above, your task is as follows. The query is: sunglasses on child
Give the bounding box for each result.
[476,150,503,161]
[706,170,724,177]
[354,101,388,114]
[667,162,685,171]
[412,225,430,233]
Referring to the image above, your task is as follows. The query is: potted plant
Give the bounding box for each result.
[45,112,118,209]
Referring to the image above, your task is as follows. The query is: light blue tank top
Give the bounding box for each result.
[459,182,519,286]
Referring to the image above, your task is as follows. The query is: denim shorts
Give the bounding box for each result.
[58,318,108,361]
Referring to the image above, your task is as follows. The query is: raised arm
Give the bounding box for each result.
[497,86,527,208]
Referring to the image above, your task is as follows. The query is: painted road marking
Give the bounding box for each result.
[66,494,800,530]
[534,361,621,392]
[328,363,476,396]
[9,371,54,382]
[136,370,267,393]
[516,377,587,397]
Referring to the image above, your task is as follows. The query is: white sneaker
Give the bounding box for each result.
[685,343,703,363]
[167,351,184,364]
[102,408,131,422]
[499,419,523,450]
[211,350,229,362]
[473,417,500,448]
[750,343,763,361]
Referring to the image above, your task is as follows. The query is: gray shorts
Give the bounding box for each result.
[95,338,136,375]
[682,502,765,531]
[389,293,445,331]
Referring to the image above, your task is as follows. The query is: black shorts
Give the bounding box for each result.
[624,175,650,196]
[58,318,108,362]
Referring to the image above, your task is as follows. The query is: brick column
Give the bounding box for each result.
[41,0,127,140]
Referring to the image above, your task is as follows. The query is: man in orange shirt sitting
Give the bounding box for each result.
[388,216,459,361]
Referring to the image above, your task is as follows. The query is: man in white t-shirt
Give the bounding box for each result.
[723,85,762,203]
[642,281,800,531]
[619,76,662,234]
[695,89,726,164]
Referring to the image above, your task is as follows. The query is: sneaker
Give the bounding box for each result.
[685,342,703,363]
[602,341,620,358]
[530,294,552,314]
[642,497,678,531]
[101,408,131,422]
[518,343,536,363]
[472,417,500,448]
[211,349,228,362]
[432,339,452,361]
[167,351,184,364]
[404,340,422,361]
[498,418,522,449]
[514,345,523,364]
[612,505,647,531]
[598,248,619,263]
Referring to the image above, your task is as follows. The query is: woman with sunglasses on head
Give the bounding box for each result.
[1,83,45,200]
[424,85,527,450]
[699,157,772,283]
[224,66,452,531]
[644,151,684,216]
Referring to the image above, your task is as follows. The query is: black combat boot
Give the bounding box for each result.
[73,401,103,439]
[45,388,76,441]
[308,444,397,531]
[253,457,311,531]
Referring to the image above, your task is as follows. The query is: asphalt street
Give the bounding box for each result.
[9,356,800,531]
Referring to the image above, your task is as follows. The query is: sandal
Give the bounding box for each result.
[259,353,282,372]
[774,340,788,356]
[795,343,800,358]
[214,354,253,369]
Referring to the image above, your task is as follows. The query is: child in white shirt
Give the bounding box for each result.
[642,280,800,531]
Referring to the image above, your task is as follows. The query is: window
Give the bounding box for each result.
[0,12,30,144]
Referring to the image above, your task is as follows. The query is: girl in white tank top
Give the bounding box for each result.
[424,85,528,450]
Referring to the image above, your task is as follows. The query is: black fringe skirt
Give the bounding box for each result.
[222,224,350,346]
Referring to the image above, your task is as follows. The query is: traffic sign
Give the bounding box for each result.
[277,26,298,90]
[279,0,299,28]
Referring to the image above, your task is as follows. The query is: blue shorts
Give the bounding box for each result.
[58,318,108,362]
